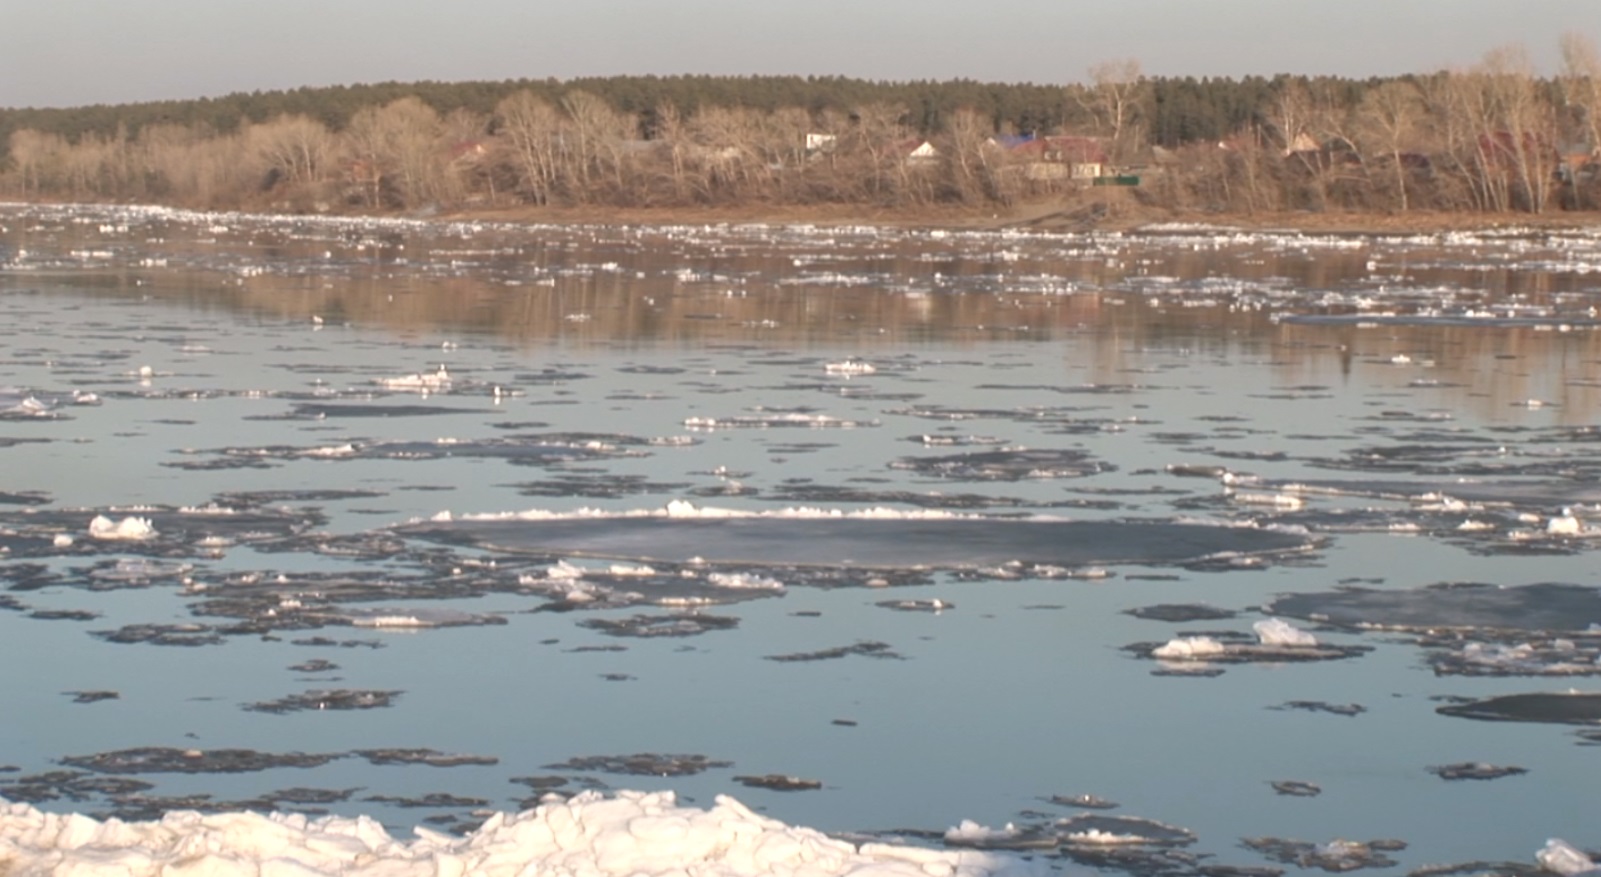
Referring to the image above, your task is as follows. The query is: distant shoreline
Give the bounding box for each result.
[435,196,1601,236]
[8,195,1601,237]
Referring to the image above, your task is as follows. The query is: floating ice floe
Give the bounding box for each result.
[945,813,1194,852]
[1435,691,1601,725]
[0,388,58,419]
[732,773,822,792]
[889,448,1111,481]
[1428,762,1528,781]
[336,607,506,629]
[1138,618,1361,668]
[1538,838,1598,876]
[0,789,1037,876]
[824,359,876,376]
[1547,508,1583,535]
[1242,836,1405,872]
[398,502,1318,570]
[684,412,878,430]
[579,613,740,638]
[1267,582,1601,634]
[1428,639,1601,677]
[1253,617,1319,647]
[375,364,452,391]
[1228,490,1306,509]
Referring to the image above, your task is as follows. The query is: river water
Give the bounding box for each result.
[2,203,1600,874]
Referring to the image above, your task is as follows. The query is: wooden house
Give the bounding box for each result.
[1003,135,1108,181]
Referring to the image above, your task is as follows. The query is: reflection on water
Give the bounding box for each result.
[3,203,1601,874]
[8,205,1601,424]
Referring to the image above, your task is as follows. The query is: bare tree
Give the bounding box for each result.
[439,107,489,205]
[131,123,257,207]
[250,114,333,190]
[1560,32,1601,208]
[344,97,446,209]
[942,107,1001,203]
[496,90,563,205]
[559,90,635,201]
[1265,80,1334,209]
[1357,80,1425,211]
[1415,72,1482,211]
[1079,59,1145,165]
[6,129,67,197]
[847,102,910,201]
[687,105,761,201]
[1480,45,1557,213]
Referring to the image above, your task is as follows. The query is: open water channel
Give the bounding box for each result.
[3,203,1601,875]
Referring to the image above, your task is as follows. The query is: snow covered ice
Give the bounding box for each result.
[0,790,1038,877]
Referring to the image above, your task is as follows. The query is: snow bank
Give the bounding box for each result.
[0,790,1037,877]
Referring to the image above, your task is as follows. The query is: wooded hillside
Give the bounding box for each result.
[3,38,1598,216]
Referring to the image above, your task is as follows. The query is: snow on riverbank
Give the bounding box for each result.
[0,789,1037,877]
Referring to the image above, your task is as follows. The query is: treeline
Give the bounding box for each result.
[2,38,1598,216]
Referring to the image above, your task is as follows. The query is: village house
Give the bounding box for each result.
[899,139,939,166]
[804,133,837,160]
[1558,143,1600,184]
[999,135,1109,182]
[1282,132,1320,157]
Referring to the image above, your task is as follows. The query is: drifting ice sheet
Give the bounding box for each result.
[1267,582,1601,633]
[398,505,1315,568]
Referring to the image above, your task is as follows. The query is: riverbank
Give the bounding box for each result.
[439,192,1601,236]
[9,194,1601,236]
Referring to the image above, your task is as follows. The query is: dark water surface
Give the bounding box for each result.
[3,204,1601,873]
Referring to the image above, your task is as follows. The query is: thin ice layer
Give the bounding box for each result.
[1266,582,1601,633]
[399,506,1314,568]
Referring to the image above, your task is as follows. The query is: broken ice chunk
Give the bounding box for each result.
[1253,618,1318,647]
[87,515,157,541]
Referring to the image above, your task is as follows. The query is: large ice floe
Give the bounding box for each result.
[0,789,1036,877]
[1266,582,1601,634]
[397,501,1316,569]
[1135,616,1368,667]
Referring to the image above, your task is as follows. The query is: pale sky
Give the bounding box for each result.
[2,0,1598,109]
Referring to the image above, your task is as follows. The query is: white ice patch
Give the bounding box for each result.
[1538,838,1600,876]
[15,396,51,416]
[945,819,1022,844]
[0,790,1036,877]
[707,572,786,592]
[301,443,358,458]
[824,359,877,376]
[1063,828,1147,845]
[1547,509,1582,535]
[543,560,586,580]
[340,607,490,628]
[87,515,157,541]
[1152,637,1227,659]
[683,412,877,430]
[1229,491,1305,510]
[1253,618,1318,647]
[450,500,987,523]
[375,365,452,391]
